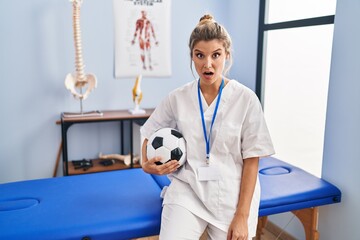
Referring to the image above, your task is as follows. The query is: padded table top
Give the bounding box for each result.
[258,157,341,216]
[0,169,162,240]
[151,157,341,217]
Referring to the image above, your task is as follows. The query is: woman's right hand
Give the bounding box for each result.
[141,138,180,175]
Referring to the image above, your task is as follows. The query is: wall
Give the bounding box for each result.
[228,0,260,90]
[318,0,360,239]
[0,0,257,183]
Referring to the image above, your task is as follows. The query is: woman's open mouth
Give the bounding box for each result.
[203,71,214,76]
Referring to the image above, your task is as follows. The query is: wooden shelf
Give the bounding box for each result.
[58,109,154,124]
[68,158,142,175]
[60,108,153,176]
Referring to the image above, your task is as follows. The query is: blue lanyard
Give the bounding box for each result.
[197,78,224,164]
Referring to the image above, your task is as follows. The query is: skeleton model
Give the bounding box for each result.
[129,74,146,114]
[99,153,140,166]
[65,0,97,114]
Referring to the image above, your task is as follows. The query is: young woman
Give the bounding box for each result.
[140,14,275,240]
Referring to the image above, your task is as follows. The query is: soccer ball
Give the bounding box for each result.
[146,128,187,166]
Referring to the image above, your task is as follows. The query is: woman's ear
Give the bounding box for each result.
[226,53,230,60]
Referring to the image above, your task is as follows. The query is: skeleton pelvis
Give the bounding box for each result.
[65,73,97,100]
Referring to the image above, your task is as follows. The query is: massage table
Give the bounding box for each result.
[0,157,341,240]
[0,169,162,240]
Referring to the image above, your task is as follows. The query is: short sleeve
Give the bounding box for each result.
[140,94,177,139]
[241,94,275,159]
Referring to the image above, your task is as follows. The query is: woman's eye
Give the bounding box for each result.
[213,53,220,58]
[196,53,204,58]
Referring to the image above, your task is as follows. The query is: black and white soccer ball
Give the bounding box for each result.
[146,128,187,166]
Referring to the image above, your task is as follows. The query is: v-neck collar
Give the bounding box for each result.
[194,79,233,113]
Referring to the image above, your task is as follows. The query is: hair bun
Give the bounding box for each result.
[198,14,215,25]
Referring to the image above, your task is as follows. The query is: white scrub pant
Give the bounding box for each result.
[160,204,226,240]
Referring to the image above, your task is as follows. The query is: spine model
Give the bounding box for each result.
[65,0,97,101]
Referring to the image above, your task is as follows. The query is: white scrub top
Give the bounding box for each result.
[141,79,275,237]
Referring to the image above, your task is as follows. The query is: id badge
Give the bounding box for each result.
[198,165,220,181]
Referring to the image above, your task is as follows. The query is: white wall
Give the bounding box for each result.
[228,0,260,91]
[0,0,257,183]
[318,0,360,239]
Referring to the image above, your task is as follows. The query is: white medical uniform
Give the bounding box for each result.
[141,79,275,238]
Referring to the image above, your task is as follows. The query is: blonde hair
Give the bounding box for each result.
[189,14,233,76]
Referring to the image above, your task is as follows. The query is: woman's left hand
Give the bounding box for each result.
[227,214,248,240]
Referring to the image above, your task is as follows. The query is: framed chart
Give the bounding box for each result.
[114,0,171,78]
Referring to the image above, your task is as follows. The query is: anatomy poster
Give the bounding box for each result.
[114,0,171,78]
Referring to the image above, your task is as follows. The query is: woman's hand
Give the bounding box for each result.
[141,138,180,175]
[142,157,180,175]
[227,214,248,240]
[227,157,259,240]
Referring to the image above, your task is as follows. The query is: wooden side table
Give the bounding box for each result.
[60,109,154,176]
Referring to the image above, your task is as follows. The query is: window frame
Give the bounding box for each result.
[255,0,335,102]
